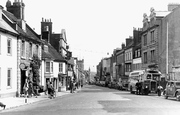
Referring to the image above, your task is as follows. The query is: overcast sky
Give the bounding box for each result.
[0,0,180,72]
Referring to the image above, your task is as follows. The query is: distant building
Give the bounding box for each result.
[124,37,133,83]
[132,28,142,71]
[116,44,125,83]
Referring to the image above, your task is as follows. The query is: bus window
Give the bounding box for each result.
[152,74,160,80]
[147,74,151,79]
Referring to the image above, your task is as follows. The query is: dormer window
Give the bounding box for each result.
[44,45,48,52]
[21,20,26,32]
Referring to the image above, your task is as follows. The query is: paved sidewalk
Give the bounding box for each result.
[0,88,81,111]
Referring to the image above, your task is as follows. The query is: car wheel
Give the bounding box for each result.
[176,92,180,101]
[164,93,168,99]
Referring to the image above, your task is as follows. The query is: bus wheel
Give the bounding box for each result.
[176,92,180,101]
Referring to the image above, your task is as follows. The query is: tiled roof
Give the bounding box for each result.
[2,10,41,43]
[42,40,66,62]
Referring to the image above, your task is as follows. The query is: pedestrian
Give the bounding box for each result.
[73,81,76,92]
[135,80,140,95]
[45,81,49,95]
[23,79,29,97]
[70,80,73,93]
[49,82,55,99]
[157,84,163,96]
[28,81,34,97]
[47,81,52,98]
[139,82,142,95]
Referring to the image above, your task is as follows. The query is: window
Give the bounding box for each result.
[59,63,63,73]
[151,50,155,62]
[36,45,39,57]
[21,41,25,57]
[144,52,147,64]
[46,62,53,73]
[138,49,141,57]
[46,62,50,72]
[7,68,12,87]
[7,38,12,55]
[51,62,53,72]
[143,34,147,46]
[125,64,131,72]
[135,50,138,58]
[151,31,155,43]
[29,43,32,58]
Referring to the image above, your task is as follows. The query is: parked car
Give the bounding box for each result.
[164,81,180,101]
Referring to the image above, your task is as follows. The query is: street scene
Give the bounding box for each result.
[1,84,180,115]
[1,0,180,115]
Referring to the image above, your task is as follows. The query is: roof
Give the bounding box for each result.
[42,40,66,62]
[2,10,41,43]
[0,13,18,35]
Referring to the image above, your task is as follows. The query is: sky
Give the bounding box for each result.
[0,0,180,72]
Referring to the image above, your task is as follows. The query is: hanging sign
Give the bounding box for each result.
[19,63,26,70]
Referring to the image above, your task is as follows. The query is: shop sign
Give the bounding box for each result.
[19,63,26,70]
[68,71,73,76]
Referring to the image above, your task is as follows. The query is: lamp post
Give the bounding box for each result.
[166,22,169,81]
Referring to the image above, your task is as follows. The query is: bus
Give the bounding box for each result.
[128,69,161,95]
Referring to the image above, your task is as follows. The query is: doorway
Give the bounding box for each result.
[20,70,26,94]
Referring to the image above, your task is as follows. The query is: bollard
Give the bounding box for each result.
[25,91,28,103]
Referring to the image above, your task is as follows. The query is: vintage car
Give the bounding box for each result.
[164,81,180,101]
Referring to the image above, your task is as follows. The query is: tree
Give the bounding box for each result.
[30,54,41,87]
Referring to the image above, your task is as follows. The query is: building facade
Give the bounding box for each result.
[132,28,142,71]
[141,7,170,73]
[5,0,42,96]
[116,44,125,83]
[160,4,180,80]
[0,5,18,97]
[124,37,133,84]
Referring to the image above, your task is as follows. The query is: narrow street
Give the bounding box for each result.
[1,85,180,115]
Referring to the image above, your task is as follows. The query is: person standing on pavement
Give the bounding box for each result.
[23,79,29,97]
[70,80,73,93]
[135,80,140,95]
[157,84,163,96]
[47,81,52,98]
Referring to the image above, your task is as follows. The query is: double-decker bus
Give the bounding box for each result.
[128,69,161,95]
